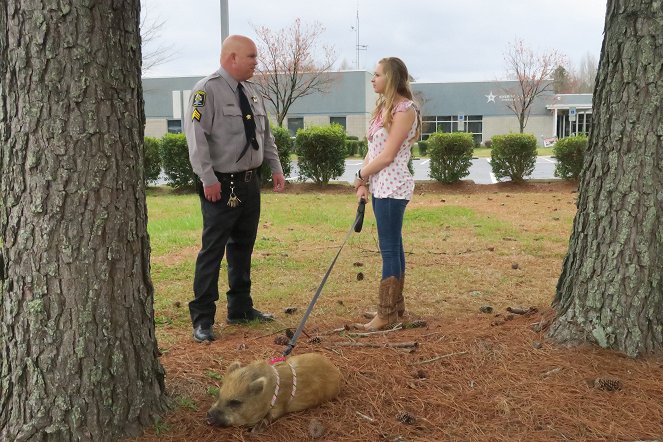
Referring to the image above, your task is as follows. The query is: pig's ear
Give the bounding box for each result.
[227,361,242,373]
[249,377,267,395]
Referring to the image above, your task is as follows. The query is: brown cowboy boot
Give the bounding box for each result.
[357,276,399,331]
[364,274,406,319]
[395,273,405,317]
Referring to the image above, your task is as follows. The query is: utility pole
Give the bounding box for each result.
[220,0,229,41]
[351,8,367,69]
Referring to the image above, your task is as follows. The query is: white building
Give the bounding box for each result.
[142,71,592,145]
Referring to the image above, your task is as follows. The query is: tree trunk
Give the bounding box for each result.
[0,1,168,440]
[518,113,526,133]
[548,0,663,357]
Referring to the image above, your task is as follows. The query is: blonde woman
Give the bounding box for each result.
[353,57,421,331]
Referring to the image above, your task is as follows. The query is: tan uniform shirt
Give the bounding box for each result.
[184,67,283,186]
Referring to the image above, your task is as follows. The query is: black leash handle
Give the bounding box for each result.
[283,198,366,356]
[354,198,366,232]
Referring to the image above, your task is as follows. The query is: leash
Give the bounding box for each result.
[282,198,366,356]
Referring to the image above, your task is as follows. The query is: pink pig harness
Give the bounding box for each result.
[268,357,297,408]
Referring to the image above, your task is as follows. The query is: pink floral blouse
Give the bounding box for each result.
[366,100,418,200]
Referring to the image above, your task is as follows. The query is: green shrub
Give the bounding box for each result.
[357,139,368,157]
[427,132,474,184]
[160,133,196,189]
[407,146,414,175]
[295,124,346,185]
[483,139,493,148]
[418,140,429,156]
[490,133,537,183]
[346,135,359,141]
[345,139,361,156]
[553,135,587,180]
[260,125,293,186]
[144,136,162,184]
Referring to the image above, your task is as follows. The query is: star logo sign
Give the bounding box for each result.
[485,91,496,103]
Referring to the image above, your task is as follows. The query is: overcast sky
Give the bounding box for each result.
[141,0,607,83]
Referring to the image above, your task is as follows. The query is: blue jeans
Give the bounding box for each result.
[372,197,408,279]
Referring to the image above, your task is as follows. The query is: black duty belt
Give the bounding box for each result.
[214,168,258,183]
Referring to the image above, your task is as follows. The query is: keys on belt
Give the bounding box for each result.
[217,169,256,208]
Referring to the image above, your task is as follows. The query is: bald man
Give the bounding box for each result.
[184,35,286,343]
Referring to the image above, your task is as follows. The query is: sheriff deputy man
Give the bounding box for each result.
[184,35,286,343]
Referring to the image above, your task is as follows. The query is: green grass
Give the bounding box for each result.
[153,418,170,435]
[174,396,198,411]
[147,189,201,255]
[146,186,574,342]
[471,147,554,158]
[205,370,223,381]
[207,386,220,397]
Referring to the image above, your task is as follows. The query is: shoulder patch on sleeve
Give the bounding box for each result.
[192,108,202,121]
[192,91,206,107]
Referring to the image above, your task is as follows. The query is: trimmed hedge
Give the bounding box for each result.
[357,139,368,157]
[490,133,537,183]
[144,136,162,184]
[418,140,429,156]
[427,132,474,183]
[553,135,587,180]
[295,124,346,185]
[160,133,196,189]
[346,139,368,157]
[260,125,293,186]
[345,139,361,156]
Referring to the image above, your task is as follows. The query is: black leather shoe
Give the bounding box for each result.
[192,325,215,342]
[227,308,275,325]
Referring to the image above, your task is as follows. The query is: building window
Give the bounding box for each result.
[556,111,592,138]
[421,115,483,144]
[330,116,347,130]
[167,119,182,134]
[287,117,304,137]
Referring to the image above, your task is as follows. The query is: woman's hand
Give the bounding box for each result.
[356,185,369,202]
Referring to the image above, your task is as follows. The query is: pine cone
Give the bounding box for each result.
[274,335,289,345]
[413,369,428,379]
[396,410,416,425]
[308,419,326,439]
[593,377,622,391]
[308,336,322,344]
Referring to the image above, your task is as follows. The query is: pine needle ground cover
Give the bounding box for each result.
[129,182,663,442]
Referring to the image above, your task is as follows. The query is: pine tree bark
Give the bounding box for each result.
[1,1,168,440]
[548,0,663,357]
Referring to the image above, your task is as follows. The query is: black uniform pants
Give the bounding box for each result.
[189,169,261,328]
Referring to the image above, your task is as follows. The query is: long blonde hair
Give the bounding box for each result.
[371,57,421,140]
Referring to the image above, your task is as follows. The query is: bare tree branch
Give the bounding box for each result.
[140,6,176,75]
[253,18,337,127]
[575,52,598,93]
[501,38,568,133]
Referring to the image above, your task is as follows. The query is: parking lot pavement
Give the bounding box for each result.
[288,156,559,184]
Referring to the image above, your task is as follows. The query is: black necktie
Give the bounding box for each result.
[236,83,259,162]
